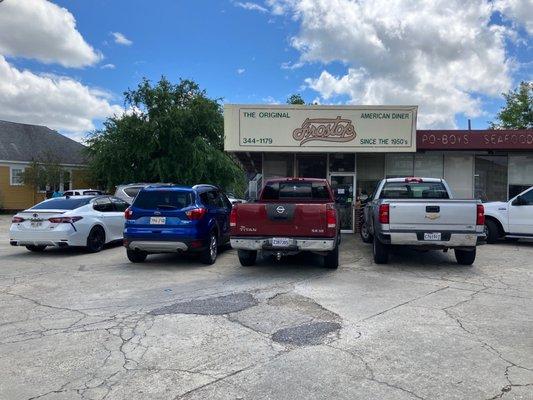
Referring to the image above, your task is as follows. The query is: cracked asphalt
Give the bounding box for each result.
[0,215,532,400]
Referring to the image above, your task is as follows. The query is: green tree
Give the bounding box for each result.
[287,93,305,105]
[86,77,245,194]
[21,154,64,203]
[490,81,532,129]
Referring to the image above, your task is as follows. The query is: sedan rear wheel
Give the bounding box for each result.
[86,226,105,253]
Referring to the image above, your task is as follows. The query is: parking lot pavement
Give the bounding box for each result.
[0,215,532,400]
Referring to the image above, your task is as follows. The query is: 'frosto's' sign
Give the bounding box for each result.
[224,105,418,153]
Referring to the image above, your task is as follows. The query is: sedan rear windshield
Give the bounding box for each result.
[31,197,93,210]
[262,182,331,201]
[133,190,194,210]
[380,182,449,199]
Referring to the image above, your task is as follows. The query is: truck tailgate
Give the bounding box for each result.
[232,203,333,237]
[388,200,478,231]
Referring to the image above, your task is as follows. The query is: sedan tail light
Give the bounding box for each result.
[48,216,83,224]
[230,208,237,227]
[326,205,337,229]
[379,204,390,224]
[12,216,25,223]
[476,204,485,226]
[125,207,133,220]
[186,207,207,220]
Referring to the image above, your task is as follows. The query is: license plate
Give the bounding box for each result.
[30,221,42,228]
[272,237,291,247]
[424,232,441,241]
[150,217,166,225]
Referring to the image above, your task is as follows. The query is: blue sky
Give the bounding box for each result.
[0,0,531,138]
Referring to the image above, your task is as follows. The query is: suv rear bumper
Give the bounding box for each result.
[127,240,189,252]
[230,237,336,251]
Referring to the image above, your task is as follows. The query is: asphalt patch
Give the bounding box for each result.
[149,292,258,316]
[272,321,341,346]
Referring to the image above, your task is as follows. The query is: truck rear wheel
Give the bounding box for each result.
[238,250,257,266]
[324,245,339,269]
[373,236,389,264]
[360,221,373,243]
[455,248,476,265]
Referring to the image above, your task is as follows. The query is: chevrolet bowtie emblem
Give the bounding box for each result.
[425,213,440,220]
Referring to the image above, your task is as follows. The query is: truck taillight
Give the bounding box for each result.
[476,204,485,225]
[230,208,237,227]
[186,207,207,220]
[326,207,337,229]
[379,204,390,224]
[125,207,133,220]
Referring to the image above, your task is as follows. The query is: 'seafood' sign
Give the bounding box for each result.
[224,105,418,153]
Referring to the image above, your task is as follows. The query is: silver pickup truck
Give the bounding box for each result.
[360,177,486,265]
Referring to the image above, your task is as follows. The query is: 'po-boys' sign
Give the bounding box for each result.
[417,130,533,150]
[224,104,417,153]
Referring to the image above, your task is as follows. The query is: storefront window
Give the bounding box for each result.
[414,153,444,178]
[444,154,473,198]
[474,155,508,202]
[385,154,414,177]
[357,154,385,200]
[263,153,294,181]
[296,154,327,178]
[329,153,355,173]
[508,155,533,199]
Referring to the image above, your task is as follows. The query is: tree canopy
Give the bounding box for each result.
[490,81,532,129]
[86,78,245,194]
[287,94,305,105]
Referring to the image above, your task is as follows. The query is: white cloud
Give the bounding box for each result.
[0,0,101,67]
[262,96,280,104]
[495,0,533,35]
[111,32,133,46]
[101,63,116,70]
[267,0,524,128]
[0,56,123,133]
[237,68,246,74]
[234,2,269,12]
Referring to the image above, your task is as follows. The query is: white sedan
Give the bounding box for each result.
[9,195,128,252]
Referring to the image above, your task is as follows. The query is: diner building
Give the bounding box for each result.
[224,104,533,232]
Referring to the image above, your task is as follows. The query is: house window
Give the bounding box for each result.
[10,167,24,186]
[61,170,72,191]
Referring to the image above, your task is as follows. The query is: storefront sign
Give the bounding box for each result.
[418,130,533,150]
[224,105,417,152]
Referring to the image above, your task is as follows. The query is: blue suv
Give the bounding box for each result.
[123,184,232,264]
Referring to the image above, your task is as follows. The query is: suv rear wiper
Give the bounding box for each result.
[156,204,179,209]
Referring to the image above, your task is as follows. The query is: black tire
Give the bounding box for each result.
[360,221,373,243]
[26,245,46,252]
[484,219,501,244]
[238,249,257,266]
[455,248,476,265]
[200,232,217,265]
[324,245,339,269]
[127,249,147,263]
[373,236,389,264]
[86,226,105,253]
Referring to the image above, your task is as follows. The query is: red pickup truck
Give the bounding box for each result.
[230,178,340,268]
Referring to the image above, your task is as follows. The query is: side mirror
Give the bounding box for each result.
[512,195,525,206]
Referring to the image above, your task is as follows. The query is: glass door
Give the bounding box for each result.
[330,174,355,232]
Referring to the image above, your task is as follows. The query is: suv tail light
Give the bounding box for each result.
[476,204,485,225]
[12,216,25,223]
[230,208,237,227]
[326,205,337,229]
[125,207,133,220]
[379,204,390,224]
[48,216,83,224]
[186,207,207,220]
